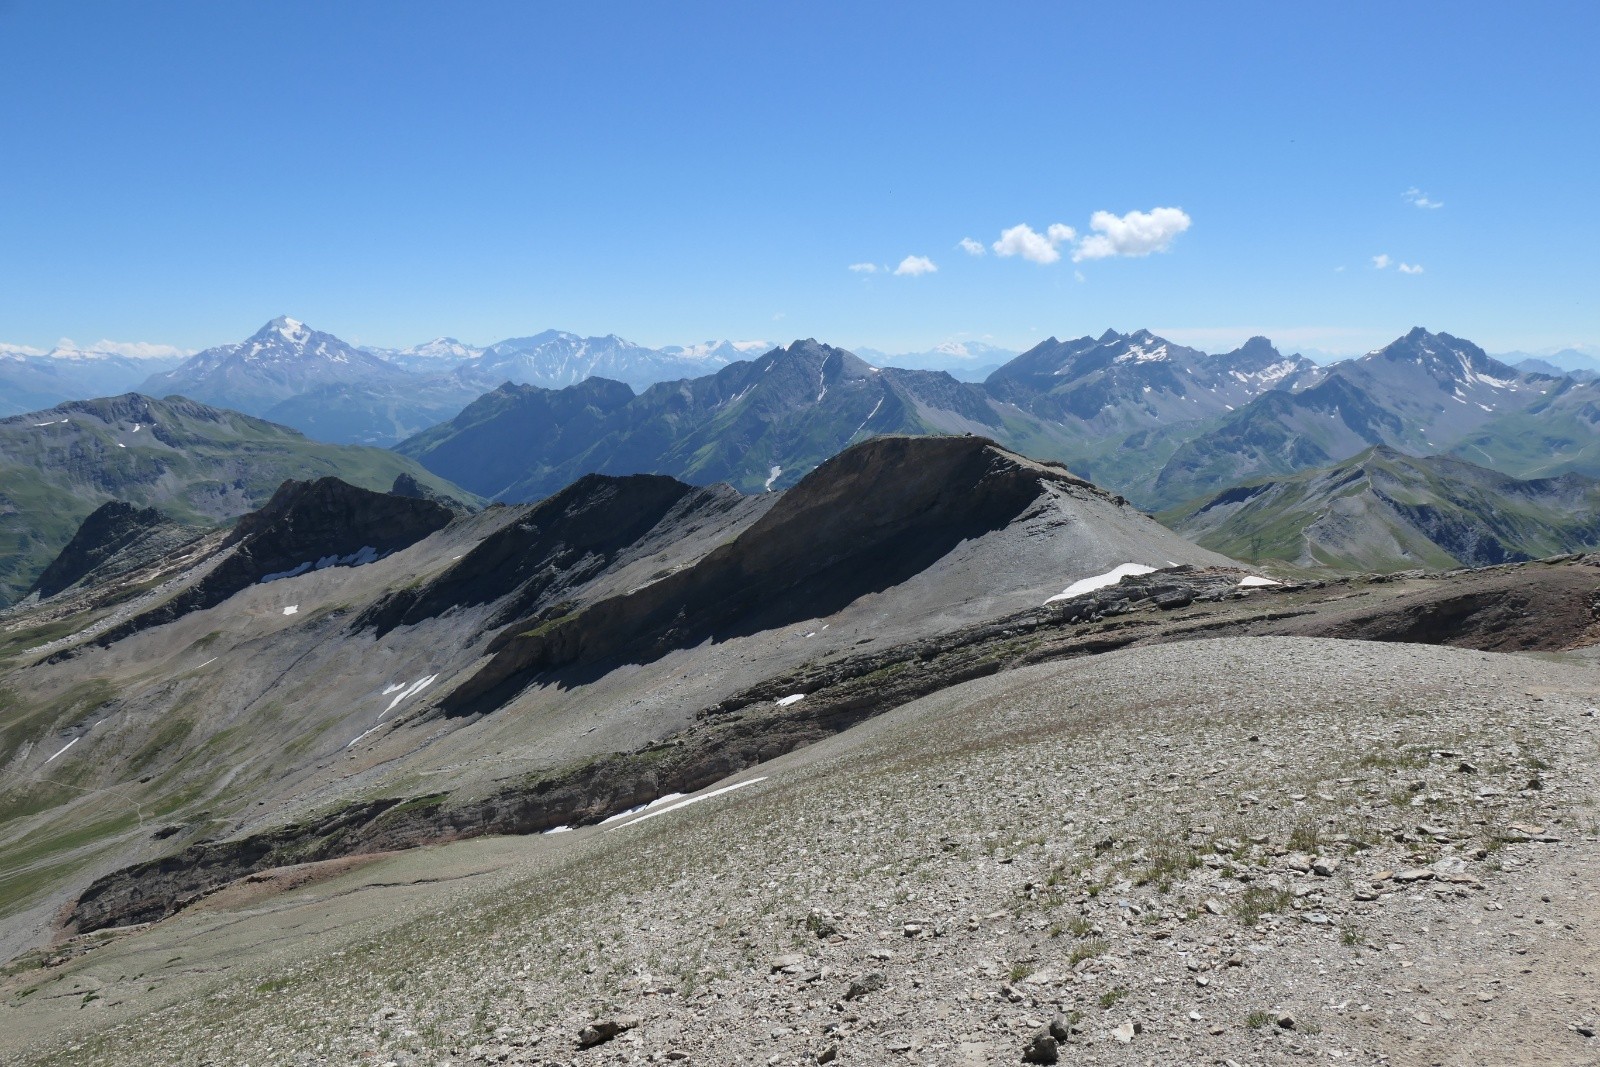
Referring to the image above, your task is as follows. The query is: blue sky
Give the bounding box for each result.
[2,1,1596,357]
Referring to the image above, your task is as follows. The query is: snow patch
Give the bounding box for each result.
[1046,563,1157,604]
[44,736,80,763]
[775,693,806,706]
[1238,576,1281,588]
[600,793,688,825]
[543,825,573,834]
[610,777,769,829]
[282,605,299,615]
[259,546,380,583]
[385,674,439,713]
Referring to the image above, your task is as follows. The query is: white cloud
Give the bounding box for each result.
[894,255,938,277]
[1072,207,1191,261]
[1398,262,1424,274]
[1404,187,1443,210]
[0,342,47,357]
[45,338,194,359]
[957,237,985,256]
[992,222,1075,264]
[1372,254,1392,270]
[848,262,878,273]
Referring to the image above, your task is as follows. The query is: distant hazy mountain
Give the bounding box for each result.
[659,339,773,364]
[462,330,744,392]
[1494,345,1600,375]
[853,341,1018,382]
[1164,445,1600,572]
[398,338,1080,500]
[1515,357,1598,382]
[140,318,481,445]
[1150,328,1552,508]
[0,346,188,417]
[362,337,486,373]
[142,317,408,410]
[0,393,469,606]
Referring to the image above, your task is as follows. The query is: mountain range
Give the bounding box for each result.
[395,339,1076,498]
[0,347,187,418]
[0,393,469,606]
[14,317,1600,582]
[402,325,1591,516]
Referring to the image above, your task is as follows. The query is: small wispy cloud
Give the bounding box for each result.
[46,338,195,359]
[1404,187,1443,210]
[894,255,938,277]
[1398,262,1424,275]
[848,262,878,274]
[957,237,986,256]
[992,223,1075,265]
[1372,254,1392,270]
[1072,207,1192,262]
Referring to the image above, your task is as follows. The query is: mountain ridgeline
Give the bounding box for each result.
[395,339,1067,498]
[391,327,1600,534]
[1164,445,1600,572]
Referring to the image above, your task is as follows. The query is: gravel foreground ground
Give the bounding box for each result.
[14,636,1600,1066]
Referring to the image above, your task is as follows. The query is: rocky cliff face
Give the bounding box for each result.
[357,473,717,638]
[84,477,455,647]
[27,502,194,600]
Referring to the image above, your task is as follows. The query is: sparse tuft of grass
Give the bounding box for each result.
[1068,938,1108,966]
[1098,985,1128,1009]
[1234,886,1294,925]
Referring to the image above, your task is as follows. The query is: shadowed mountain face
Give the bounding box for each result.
[356,473,738,639]
[73,478,455,648]
[1163,445,1600,572]
[27,502,195,601]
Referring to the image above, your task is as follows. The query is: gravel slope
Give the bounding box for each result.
[10,636,1599,1065]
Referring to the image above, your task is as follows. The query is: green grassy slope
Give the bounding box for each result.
[0,394,473,605]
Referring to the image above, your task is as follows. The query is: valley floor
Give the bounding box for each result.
[6,636,1599,1065]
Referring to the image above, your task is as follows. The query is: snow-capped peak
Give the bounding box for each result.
[263,316,310,344]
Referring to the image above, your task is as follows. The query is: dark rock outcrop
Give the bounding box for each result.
[357,473,735,638]
[28,501,193,600]
[389,472,475,514]
[85,477,454,647]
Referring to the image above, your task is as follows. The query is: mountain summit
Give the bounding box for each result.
[140,317,406,413]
